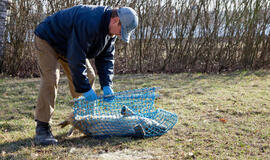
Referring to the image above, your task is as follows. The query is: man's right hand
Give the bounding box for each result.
[83,88,97,101]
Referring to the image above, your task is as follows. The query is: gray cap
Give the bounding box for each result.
[117,7,138,43]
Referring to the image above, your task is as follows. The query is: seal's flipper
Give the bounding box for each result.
[133,124,145,138]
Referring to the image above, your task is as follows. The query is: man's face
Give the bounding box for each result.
[109,17,121,37]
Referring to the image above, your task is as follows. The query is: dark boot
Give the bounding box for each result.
[34,120,58,146]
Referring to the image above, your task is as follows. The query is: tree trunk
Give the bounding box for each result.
[0,0,8,62]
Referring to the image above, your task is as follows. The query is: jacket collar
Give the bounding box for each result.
[100,7,112,35]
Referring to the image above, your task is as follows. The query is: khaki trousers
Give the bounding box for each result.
[34,36,95,123]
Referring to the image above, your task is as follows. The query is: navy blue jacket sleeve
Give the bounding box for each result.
[67,26,93,93]
[95,37,116,89]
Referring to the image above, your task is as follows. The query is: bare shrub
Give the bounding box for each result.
[2,0,270,77]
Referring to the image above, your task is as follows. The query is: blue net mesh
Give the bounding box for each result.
[72,87,178,138]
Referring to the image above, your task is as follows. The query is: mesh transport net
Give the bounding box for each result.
[72,87,178,138]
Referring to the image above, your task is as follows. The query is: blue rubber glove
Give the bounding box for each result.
[103,86,114,96]
[103,86,114,102]
[83,88,97,102]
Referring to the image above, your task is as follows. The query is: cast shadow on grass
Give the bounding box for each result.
[222,70,270,81]
[0,137,34,153]
[0,132,158,154]
[56,132,159,148]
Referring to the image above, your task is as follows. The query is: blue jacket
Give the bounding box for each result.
[34,5,116,93]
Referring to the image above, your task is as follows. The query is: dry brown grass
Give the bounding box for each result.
[0,70,270,159]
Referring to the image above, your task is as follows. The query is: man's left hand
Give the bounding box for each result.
[103,86,114,96]
[103,86,114,101]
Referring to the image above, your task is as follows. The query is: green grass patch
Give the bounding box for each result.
[0,71,270,159]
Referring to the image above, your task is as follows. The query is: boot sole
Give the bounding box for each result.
[34,137,58,146]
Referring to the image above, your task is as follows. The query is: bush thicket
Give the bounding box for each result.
[2,0,270,77]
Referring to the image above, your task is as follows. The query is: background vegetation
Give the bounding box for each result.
[1,0,270,77]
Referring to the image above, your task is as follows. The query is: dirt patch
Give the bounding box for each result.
[88,149,155,160]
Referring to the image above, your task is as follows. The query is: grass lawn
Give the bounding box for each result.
[0,70,270,159]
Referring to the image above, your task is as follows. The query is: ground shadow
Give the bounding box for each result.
[0,132,158,154]
[56,132,159,148]
[0,137,34,153]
